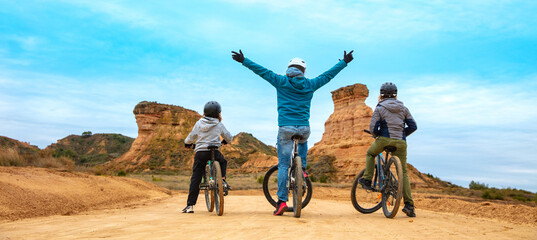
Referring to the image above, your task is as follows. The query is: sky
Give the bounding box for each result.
[1,0,536,192]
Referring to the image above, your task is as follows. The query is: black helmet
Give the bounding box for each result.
[203,101,221,118]
[380,82,397,98]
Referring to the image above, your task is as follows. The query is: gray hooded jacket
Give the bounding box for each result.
[184,117,233,152]
[369,98,417,140]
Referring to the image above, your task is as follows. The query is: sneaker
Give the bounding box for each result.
[358,177,372,190]
[182,205,194,213]
[273,201,288,216]
[402,202,416,217]
[222,179,231,196]
[302,169,309,178]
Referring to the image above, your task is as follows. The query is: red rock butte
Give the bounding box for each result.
[309,83,434,188]
[309,83,374,181]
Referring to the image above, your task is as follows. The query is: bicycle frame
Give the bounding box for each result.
[372,151,389,192]
[200,151,216,190]
[287,139,299,189]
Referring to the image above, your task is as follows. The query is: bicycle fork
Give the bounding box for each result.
[287,158,294,190]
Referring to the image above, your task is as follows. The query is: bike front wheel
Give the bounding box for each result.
[292,156,303,218]
[381,156,403,218]
[351,169,382,214]
[262,164,312,211]
[212,161,224,216]
[204,164,214,212]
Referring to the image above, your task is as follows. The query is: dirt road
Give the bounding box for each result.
[1,191,535,240]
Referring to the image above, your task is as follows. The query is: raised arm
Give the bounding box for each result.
[232,49,286,88]
[310,50,354,90]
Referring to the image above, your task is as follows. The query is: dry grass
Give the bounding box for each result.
[128,172,353,191]
[0,148,74,171]
[128,173,267,191]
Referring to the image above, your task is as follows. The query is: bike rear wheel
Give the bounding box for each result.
[262,165,312,211]
[292,156,303,218]
[204,164,214,212]
[381,156,403,218]
[212,161,224,216]
[351,168,382,213]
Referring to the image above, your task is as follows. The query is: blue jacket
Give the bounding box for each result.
[242,58,348,126]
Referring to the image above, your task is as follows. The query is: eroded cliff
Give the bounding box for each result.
[308,84,437,189]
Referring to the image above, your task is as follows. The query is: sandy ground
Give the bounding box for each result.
[0,167,171,221]
[1,167,536,239]
[1,190,536,240]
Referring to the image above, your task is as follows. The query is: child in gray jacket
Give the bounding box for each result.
[182,101,233,213]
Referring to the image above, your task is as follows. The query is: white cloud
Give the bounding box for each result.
[219,0,537,41]
[70,1,158,28]
[397,74,537,127]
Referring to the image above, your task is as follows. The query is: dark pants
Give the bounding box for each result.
[186,150,227,206]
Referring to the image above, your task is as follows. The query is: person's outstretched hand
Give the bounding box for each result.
[232,50,245,63]
[343,50,354,63]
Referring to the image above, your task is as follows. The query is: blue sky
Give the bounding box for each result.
[1,0,536,191]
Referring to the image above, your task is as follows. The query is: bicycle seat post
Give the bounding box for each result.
[208,145,219,161]
[291,135,303,158]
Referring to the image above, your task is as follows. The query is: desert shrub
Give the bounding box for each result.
[0,148,24,166]
[257,175,264,184]
[93,166,104,176]
[117,170,127,176]
[307,155,337,182]
[482,189,504,200]
[469,181,489,190]
[310,175,317,182]
[152,175,163,181]
[320,175,328,183]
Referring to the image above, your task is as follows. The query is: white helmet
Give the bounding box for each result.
[288,57,307,69]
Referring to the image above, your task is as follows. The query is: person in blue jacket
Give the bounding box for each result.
[231,49,354,215]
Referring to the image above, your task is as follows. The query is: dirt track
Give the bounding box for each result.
[2,191,536,240]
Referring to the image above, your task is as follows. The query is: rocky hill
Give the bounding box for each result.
[45,133,134,166]
[107,101,277,173]
[0,136,73,169]
[308,83,440,188]
[0,136,41,156]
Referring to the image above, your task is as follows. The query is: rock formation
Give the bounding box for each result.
[308,84,374,181]
[308,84,436,188]
[109,101,200,172]
[109,101,277,173]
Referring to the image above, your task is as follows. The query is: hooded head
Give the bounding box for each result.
[287,57,306,74]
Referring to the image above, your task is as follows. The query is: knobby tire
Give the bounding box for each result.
[262,165,312,211]
[213,161,224,216]
[204,164,214,212]
[351,169,382,213]
[293,156,303,218]
[381,156,403,218]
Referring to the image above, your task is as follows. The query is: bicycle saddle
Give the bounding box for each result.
[208,145,219,150]
[384,146,397,153]
[291,135,303,141]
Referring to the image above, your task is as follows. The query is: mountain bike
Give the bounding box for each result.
[350,130,404,218]
[197,145,225,216]
[262,135,313,218]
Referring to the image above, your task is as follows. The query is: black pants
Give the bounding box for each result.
[187,150,228,206]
